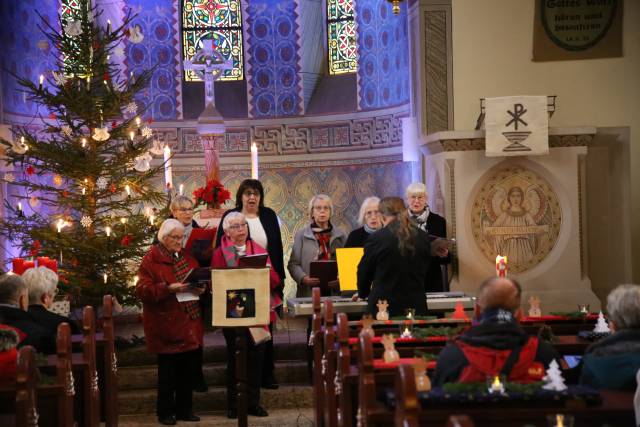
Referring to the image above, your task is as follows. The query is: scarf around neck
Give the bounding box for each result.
[409,207,430,232]
[157,244,200,319]
[311,221,333,260]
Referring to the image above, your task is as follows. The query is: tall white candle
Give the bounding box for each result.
[163,145,173,190]
[251,143,258,179]
[179,184,184,196]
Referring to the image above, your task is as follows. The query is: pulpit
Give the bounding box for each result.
[420,127,602,312]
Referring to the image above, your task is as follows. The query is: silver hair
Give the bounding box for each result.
[357,196,381,226]
[170,195,194,212]
[308,194,333,218]
[606,284,640,330]
[222,211,247,231]
[22,266,59,305]
[157,218,185,242]
[405,182,427,198]
[0,273,27,305]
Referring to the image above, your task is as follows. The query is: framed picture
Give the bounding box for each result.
[211,268,270,327]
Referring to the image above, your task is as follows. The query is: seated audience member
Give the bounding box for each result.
[0,273,56,354]
[432,277,559,386]
[0,324,22,383]
[580,284,640,390]
[22,267,80,335]
[288,194,346,297]
[212,211,281,418]
[345,196,382,248]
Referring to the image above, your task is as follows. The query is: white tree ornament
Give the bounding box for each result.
[52,71,68,86]
[3,172,15,183]
[123,101,138,115]
[61,125,73,137]
[80,215,93,228]
[96,176,109,190]
[128,26,144,44]
[141,126,153,138]
[133,152,152,172]
[542,359,568,392]
[92,127,110,141]
[148,139,165,156]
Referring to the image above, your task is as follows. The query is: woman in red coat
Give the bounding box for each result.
[211,211,281,419]
[137,219,204,425]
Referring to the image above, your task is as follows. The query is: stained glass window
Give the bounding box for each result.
[182,0,244,81]
[327,0,357,74]
[60,0,81,20]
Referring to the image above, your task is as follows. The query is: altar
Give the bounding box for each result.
[419,127,623,312]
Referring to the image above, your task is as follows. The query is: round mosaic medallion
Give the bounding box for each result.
[324,169,353,210]
[292,171,321,212]
[471,163,562,274]
[261,171,287,212]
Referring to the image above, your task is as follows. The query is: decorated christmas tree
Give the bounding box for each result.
[0,0,167,306]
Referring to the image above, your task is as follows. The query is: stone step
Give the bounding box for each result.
[119,360,310,390]
[118,385,314,415]
[117,341,309,367]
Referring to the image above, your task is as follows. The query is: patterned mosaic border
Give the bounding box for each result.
[425,134,595,154]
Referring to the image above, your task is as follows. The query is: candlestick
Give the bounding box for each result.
[39,74,44,90]
[250,143,258,179]
[163,145,173,190]
[495,255,508,277]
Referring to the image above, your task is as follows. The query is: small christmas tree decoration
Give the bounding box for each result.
[488,375,506,394]
[542,359,567,391]
[3,173,15,183]
[53,174,63,186]
[528,296,542,317]
[128,26,144,43]
[360,315,375,338]
[141,126,153,138]
[52,71,67,86]
[11,138,28,154]
[92,127,110,141]
[400,323,413,338]
[149,139,165,156]
[381,334,400,363]
[96,176,108,190]
[376,300,389,321]
[593,311,611,334]
[80,215,93,228]
[123,101,138,115]
[61,125,72,137]
[133,152,152,172]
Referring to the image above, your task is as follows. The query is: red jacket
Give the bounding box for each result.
[211,238,281,322]
[137,245,203,354]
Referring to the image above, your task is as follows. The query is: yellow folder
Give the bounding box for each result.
[336,247,364,291]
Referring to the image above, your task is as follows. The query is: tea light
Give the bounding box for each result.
[488,375,505,394]
[400,326,412,338]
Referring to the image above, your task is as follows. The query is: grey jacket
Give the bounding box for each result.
[288,225,346,297]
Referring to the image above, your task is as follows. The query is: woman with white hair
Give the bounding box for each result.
[22,266,80,335]
[288,194,346,297]
[345,197,382,248]
[137,218,205,425]
[405,182,450,293]
[580,284,640,390]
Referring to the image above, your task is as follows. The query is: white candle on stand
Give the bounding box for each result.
[163,145,173,190]
[179,184,184,196]
[251,143,258,179]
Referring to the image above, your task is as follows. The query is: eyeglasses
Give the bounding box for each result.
[408,195,426,201]
[243,191,260,198]
[313,205,330,211]
[227,223,248,231]
[166,234,184,241]
[175,208,193,212]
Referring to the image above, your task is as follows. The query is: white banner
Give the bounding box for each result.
[485,96,549,157]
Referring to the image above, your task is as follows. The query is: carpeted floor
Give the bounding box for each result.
[119,408,314,426]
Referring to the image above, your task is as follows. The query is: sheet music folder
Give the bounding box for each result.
[183,267,211,287]
[309,260,338,293]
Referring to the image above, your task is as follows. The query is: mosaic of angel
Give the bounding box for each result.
[482,184,549,266]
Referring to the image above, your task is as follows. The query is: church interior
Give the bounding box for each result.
[0,0,639,425]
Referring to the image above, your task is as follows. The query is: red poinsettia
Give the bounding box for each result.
[192,180,231,207]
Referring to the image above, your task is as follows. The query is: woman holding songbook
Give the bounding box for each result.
[137,219,204,425]
[212,212,281,418]
[214,179,285,389]
[288,194,347,297]
[357,197,448,317]
[405,182,451,293]
[345,196,382,247]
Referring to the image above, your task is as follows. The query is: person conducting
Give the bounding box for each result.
[356,197,448,317]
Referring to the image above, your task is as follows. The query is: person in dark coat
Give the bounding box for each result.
[357,197,446,317]
[137,219,204,425]
[432,277,560,387]
[215,179,285,389]
[580,284,640,390]
[0,273,56,355]
[22,266,80,335]
[345,197,382,248]
[405,182,450,293]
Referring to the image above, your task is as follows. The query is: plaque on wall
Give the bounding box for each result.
[533,0,623,61]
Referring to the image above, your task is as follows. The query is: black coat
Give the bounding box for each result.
[412,212,450,293]
[215,207,286,294]
[345,226,372,248]
[28,305,80,336]
[0,305,56,354]
[357,222,430,317]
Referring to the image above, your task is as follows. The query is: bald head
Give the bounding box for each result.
[476,277,522,314]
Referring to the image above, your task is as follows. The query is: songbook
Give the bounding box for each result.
[238,253,268,268]
[428,235,455,257]
[309,260,338,293]
[336,247,364,292]
[183,267,211,287]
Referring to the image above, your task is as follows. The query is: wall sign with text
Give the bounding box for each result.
[533,0,623,61]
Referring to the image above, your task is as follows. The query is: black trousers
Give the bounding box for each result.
[156,349,198,418]
[262,322,276,383]
[223,328,265,410]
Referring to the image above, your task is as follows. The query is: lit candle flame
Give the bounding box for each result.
[133,276,139,287]
[125,184,131,196]
[105,226,111,237]
[57,218,64,233]
[81,138,87,147]
[129,131,135,141]
[120,217,127,224]
[149,214,155,225]
[39,75,44,86]
[17,202,22,211]
[179,184,184,195]
[103,273,108,284]
[135,117,141,127]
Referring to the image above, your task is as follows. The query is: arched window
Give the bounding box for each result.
[327,0,357,75]
[181,0,244,81]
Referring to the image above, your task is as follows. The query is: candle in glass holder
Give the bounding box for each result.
[488,375,505,394]
[400,326,412,338]
[495,255,508,277]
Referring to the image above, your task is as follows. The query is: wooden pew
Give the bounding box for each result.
[15,346,39,427]
[99,295,118,427]
[81,306,100,427]
[323,299,337,427]
[311,287,325,427]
